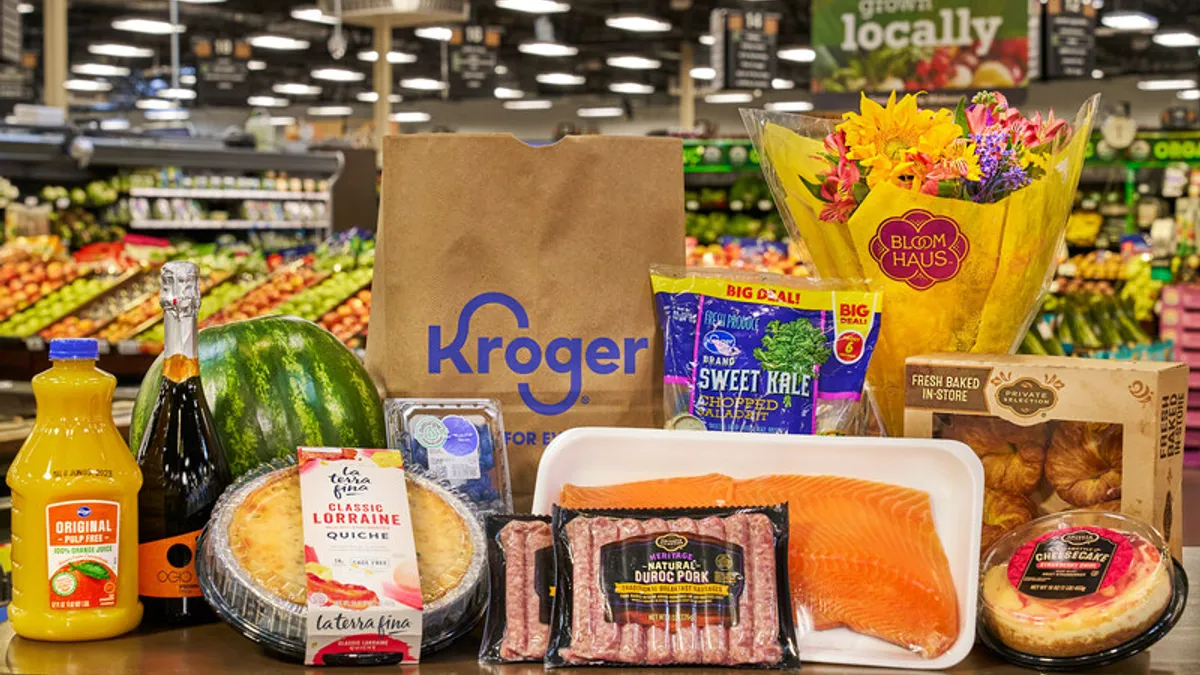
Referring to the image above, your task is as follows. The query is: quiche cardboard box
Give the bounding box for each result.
[903,353,1186,559]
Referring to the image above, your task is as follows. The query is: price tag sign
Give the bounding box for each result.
[193,37,252,105]
[445,25,501,99]
[24,336,44,352]
[1043,0,1095,79]
[711,9,779,91]
[117,341,143,356]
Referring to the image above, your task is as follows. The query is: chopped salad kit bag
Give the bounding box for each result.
[366,134,684,505]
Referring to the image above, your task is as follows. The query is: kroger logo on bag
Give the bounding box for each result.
[428,292,649,416]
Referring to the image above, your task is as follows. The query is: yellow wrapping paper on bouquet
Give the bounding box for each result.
[743,96,1098,435]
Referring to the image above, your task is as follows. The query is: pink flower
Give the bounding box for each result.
[1015,110,1068,147]
[818,143,861,223]
[966,91,1022,136]
[824,129,850,159]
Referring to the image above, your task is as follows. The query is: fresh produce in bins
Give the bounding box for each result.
[129,316,387,478]
[40,272,162,340]
[200,267,324,328]
[0,275,119,337]
[1120,257,1163,322]
[1017,329,1048,356]
[0,260,74,321]
[136,276,264,346]
[320,289,371,344]
[274,267,373,323]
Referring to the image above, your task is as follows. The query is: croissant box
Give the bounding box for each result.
[903,354,1186,560]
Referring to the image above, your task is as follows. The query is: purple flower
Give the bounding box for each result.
[969,131,1029,203]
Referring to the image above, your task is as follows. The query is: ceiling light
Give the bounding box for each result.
[1153,31,1200,47]
[1092,69,1105,79]
[89,43,154,58]
[312,67,365,82]
[578,106,623,118]
[400,77,445,91]
[158,87,196,100]
[71,63,131,77]
[1137,78,1197,90]
[180,0,227,3]
[606,55,661,70]
[778,47,816,63]
[767,101,814,112]
[1101,10,1159,31]
[99,118,131,131]
[495,64,509,75]
[705,92,754,104]
[112,18,185,34]
[269,116,296,126]
[537,72,585,85]
[64,79,113,92]
[249,35,310,51]
[136,98,175,110]
[1178,89,1200,101]
[772,78,795,90]
[356,91,378,102]
[248,60,267,71]
[390,111,432,123]
[180,74,197,85]
[494,86,525,99]
[690,66,716,80]
[518,41,578,57]
[248,95,290,107]
[495,0,569,12]
[308,105,353,116]
[145,109,190,121]
[414,26,452,41]
[357,49,419,64]
[273,82,322,96]
[699,34,715,46]
[17,3,33,13]
[606,14,671,33]
[291,7,338,25]
[504,99,552,110]
[609,81,653,94]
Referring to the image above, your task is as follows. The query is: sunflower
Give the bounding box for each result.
[838,91,964,189]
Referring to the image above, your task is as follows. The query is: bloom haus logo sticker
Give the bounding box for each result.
[869,209,969,290]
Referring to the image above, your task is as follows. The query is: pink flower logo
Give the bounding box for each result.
[869,209,969,291]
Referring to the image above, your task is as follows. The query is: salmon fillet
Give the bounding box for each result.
[558,473,736,509]
[556,473,959,658]
[735,475,958,658]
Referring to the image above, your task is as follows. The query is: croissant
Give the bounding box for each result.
[941,416,1048,494]
[1045,422,1122,507]
[981,489,1037,553]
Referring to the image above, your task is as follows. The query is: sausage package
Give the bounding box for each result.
[546,505,800,668]
[651,266,882,436]
[479,515,554,663]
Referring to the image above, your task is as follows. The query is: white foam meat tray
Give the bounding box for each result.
[532,427,984,670]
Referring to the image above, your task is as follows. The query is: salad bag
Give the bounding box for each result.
[366,134,684,505]
[742,94,1098,435]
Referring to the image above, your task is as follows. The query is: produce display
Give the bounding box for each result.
[129,316,387,478]
[480,515,552,664]
[321,289,370,345]
[686,238,809,276]
[978,512,1182,668]
[1029,290,1157,358]
[199,267,325,328]
[546,505,800,668]
[0,274,124,338]
[0,259,74,321]
[274,266,372,324]
[39,271,161,340]
[135,275,265,345]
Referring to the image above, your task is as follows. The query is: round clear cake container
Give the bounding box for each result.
[196,460,488,659]
[977,511,1188,671]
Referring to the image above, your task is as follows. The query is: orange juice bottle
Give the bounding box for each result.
[7,338,143,641]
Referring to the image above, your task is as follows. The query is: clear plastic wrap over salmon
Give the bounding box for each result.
[479,515,554,663]
[546,505,800,669]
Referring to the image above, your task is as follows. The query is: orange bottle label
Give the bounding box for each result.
[138,530,203,598]
[46,501,120,610]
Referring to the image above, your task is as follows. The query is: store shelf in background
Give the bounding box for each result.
[129,188,330,201]
[130,220,330,231]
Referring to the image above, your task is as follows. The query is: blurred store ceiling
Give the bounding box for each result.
[16,0,1200,110]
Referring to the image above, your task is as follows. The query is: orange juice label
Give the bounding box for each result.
[138,530,202,598]
[46,501,120,610]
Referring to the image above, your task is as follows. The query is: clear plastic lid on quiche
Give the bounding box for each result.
[977,511,1188,671]
[196,460,489,661]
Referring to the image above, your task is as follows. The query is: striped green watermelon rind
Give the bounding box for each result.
[130,315,386,477]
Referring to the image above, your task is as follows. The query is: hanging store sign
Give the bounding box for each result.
[811,0,1030,108]
[444,25,501,98]
[1043,0,1095,79]
[0,0,20,65]
[192,38,252,105]
[0,52,35,105]
[710,9,780,91]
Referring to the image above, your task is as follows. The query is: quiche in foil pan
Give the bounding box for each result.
[196,460,487,659]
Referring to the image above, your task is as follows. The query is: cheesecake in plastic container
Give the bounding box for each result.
[196,460,488,661]
[978,511,1187,671]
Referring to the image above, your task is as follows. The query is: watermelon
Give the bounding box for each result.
[130,315,386,477]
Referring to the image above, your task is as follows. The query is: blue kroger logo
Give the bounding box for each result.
[702,330,740,357]
[77,506,92,518]
[429,292,649,416]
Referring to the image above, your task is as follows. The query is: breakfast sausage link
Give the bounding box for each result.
[748,514,782,664]
[525,522,552,659]
[499,521,528,660]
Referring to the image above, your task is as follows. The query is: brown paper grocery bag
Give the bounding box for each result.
[367,134,684,505]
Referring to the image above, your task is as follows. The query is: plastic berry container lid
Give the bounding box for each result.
[977,511,1188,671]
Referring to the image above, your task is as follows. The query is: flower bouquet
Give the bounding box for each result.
[743,91,1098,435]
